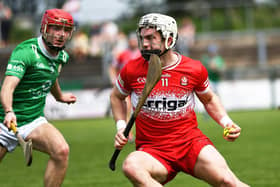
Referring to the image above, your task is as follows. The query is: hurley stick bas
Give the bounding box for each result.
[109,54,162,171]
[10,122,33,166]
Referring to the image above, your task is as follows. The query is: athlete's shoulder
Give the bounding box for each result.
[12,38,37,52]
[122,56,147,76]
[180,55,205,71]
[18,37,37,45]
[9,38,38,62]
[126,56,146,68]
[181,55,202,66]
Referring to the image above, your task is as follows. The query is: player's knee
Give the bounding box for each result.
[218,172,237,187]
[122,156,139,178]
[52,143,70,163]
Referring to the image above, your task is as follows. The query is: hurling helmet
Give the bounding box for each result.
[41,8,74,41]
[137,13,178,50]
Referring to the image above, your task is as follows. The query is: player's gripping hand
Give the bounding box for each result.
[115,128,128,150]
[4,111,17,129]
[223,123,241,142]
[60,93,77,104]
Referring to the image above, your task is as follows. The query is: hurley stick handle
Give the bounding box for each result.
[109,114,136,171]
[10,122,18,134]
[109,54,162,171]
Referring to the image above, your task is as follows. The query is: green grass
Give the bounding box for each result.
[0,110,279,186]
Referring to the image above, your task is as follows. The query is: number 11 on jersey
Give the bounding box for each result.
[161,78,168,86]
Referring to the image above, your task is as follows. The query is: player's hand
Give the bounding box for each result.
[223,123,241,142]
[59,93,77,104]
[114,128,128,150]
[3,111,17,129]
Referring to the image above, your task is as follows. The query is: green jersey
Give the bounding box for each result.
[0,37,69,127]
[201,55,225,82]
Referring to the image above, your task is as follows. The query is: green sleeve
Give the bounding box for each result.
[5,47,30,79]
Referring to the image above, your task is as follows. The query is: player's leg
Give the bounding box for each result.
[0,123,18,162]
[194,145,250,187]
[0,144,7,162]
[26,123,69,187]
[122,151,168,187]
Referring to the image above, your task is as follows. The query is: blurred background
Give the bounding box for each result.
[1,2,279,186]
[0,0,279,119]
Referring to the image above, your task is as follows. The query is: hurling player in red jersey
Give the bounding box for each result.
[110,13,250,187]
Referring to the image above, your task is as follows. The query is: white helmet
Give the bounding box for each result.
[137,13,178,50]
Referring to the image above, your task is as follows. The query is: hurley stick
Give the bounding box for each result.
[109,54,162,171]
[10,122,33,166]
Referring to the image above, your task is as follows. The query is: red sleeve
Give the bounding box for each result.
[194,64,210,94]
[116,62,131,96]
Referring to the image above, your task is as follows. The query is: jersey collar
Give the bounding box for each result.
[38,36,60,60]
[162,52,181,70]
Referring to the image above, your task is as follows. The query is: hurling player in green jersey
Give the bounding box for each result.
[0,9,76,187]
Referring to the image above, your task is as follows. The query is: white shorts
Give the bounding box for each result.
[0,116,48,152]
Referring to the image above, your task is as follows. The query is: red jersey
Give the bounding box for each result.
[116,53,210,161]
[112,49,141,74]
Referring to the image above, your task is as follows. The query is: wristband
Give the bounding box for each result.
[220,115,233,128]
[116,120,126,131]
[5,110,13,114]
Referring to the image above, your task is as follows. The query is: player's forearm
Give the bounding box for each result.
[1,87,13,112]
[50,79,63,101]
[0,77,18,112]
[204,95,230,127]
[198,90,231,128]
[110,88,127,123]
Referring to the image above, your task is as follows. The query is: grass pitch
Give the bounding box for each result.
[0,110,279,187]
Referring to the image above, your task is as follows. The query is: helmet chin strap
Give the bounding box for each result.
[141,48,169,61]
[42,36,65,52]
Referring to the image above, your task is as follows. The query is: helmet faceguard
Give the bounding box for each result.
[136,13,178,60]
[40,9,74,51]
